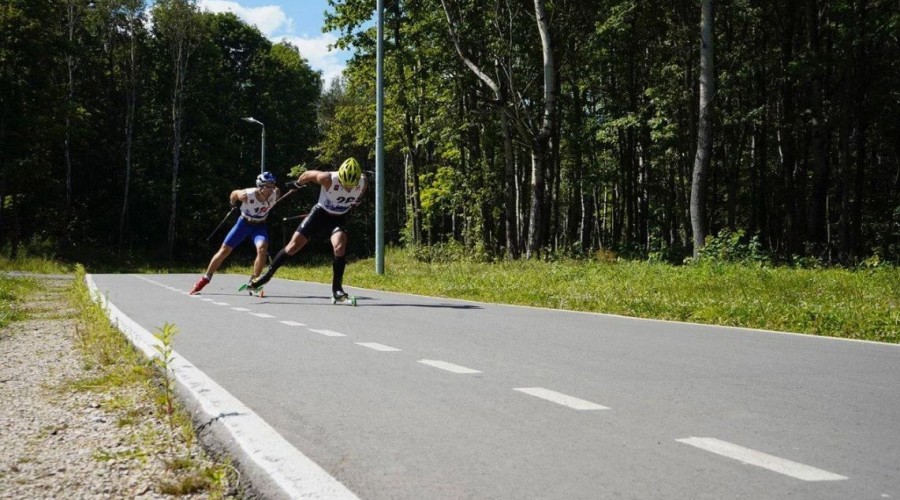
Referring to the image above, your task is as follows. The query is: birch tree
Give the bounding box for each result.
[153,0,199,258]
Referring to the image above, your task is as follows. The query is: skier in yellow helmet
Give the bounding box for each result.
[244,158,367,303]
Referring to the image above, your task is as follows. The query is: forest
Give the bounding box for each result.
[2,0,898,266]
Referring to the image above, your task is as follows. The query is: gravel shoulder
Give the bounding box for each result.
[0,276,238,499]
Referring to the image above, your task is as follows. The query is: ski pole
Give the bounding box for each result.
[206,206,237,241]
[282,213,309,222]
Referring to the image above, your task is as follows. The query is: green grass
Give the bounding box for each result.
[233,247,899,343]
[0,275,42,329]
[0,256,74,274]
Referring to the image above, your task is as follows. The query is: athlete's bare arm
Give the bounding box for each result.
[296,170,333,189]
[230,189,247,205]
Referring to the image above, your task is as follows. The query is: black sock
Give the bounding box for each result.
[256,248,291,286]
[332,255,346,293]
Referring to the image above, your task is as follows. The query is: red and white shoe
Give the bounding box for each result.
[189,276,210,295]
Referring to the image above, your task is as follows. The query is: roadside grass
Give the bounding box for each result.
[68,264,238,497]
[0,256,74,274]
[0,275,41,329]
[239,247,899,343]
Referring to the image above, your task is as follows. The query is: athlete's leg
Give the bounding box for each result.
[252,237,268,279]
[330,229,349,295]
[191,244,234,294]
[284,231,309,255]
[252,231,309,288]
[204,244,234,277]
[209,219,252,277]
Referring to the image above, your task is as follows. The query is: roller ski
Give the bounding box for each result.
[238,280,265,297]
[189,276,210,295]
[331,290,356,306]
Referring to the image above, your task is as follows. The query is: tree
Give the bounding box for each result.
[691,0,715,258]
[153,0,200,258]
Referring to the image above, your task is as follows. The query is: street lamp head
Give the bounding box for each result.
[242,117,263,126]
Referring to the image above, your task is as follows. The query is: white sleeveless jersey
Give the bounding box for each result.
[316,172,366,215]
[240,187,277,221]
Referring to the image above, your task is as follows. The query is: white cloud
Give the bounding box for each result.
[198,0,290,37]
[197,1,345,82]
[280,34,348,85]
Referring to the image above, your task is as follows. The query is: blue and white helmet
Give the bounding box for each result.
[256,171,276,187]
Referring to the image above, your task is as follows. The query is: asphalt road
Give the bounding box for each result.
[89,273,900,499]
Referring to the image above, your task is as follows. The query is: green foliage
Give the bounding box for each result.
[695,229,770,265]
[2,0,898,266]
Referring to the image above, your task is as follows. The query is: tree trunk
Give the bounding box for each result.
[805,0,830,248]
[690,0,714,258]
[777,1,801,254]
[526,0,556,259]
[163,0,197,259]
[63,0,80,247]
[119,6,140,254]
[501,109,519,259]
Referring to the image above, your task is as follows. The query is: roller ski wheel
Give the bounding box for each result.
[331,292,357,306]
[238,283,265,297]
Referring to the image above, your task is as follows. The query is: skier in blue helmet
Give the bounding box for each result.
[190,171,280,295]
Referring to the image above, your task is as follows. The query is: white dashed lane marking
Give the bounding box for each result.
[514,387,609,410]
[309,329,346,337]
[418,360,481,374]
[231,307,251,312]
[676,437,848,481]
[279,321,306,327]
[356,342,401,352]
[212,301,229,306]
[250,313,275,318]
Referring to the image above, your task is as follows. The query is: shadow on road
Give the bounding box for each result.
[253,295,482,310]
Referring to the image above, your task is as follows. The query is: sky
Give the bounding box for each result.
[196,0,352,84]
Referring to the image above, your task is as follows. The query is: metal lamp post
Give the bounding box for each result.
[242,117,266,173]
[375,0,385,274]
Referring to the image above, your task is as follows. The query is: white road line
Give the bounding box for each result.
[356,342,401,352]
[201,298,214,302]
[279,321,306,327]
[513,387,609,410]
[418,360,481,374]
[309,329,346,337]
[250,313,275,318]
[231,307,251,312]
[212,302,229,306]
[676,437,848,481]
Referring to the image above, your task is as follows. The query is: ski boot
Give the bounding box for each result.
[238,279,265,297]
[190,276,210,295]
[331,289,356,306]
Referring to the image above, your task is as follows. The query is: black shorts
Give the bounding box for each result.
[296,205,348,239]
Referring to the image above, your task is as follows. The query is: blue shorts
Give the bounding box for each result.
[223,218,269,248]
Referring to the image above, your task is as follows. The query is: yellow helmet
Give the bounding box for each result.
[338,157,362,188]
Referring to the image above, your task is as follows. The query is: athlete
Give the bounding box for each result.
[190,171,280,295]
[246,157,367,301]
